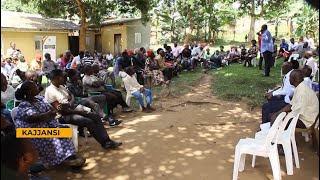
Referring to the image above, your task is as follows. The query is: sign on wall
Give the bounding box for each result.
[42,36,56,61]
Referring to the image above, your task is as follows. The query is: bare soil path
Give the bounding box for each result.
[45,75,319,180]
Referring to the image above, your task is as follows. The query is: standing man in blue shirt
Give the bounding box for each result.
[260,24,274,77]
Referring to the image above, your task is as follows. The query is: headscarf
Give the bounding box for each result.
[147,50,154,57]
[134,48,140,55]
[127,50,133,55]
[35,54,42,61]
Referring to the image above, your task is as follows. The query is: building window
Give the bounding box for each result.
[35,36,43,50]
[135,33,141,44]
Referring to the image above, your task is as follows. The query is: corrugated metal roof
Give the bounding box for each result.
[1,11,79,31]
[100,17,141,26]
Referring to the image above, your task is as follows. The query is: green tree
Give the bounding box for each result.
[236,0,290,41]
[294,2,319,42]
[1,0,37,13]
[20,0,153,51]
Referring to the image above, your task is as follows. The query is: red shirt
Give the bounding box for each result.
[61,55,74,67]
[258,35,262,52]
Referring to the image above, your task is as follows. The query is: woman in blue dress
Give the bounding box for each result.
[14,80,85,169]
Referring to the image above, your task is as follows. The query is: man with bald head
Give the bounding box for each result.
[15,70,44,92]
[270,69,319,128]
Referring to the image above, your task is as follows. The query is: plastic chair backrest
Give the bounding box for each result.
[285,112,300,139]
[288,54,300,62]
[263,112,287,149]
[6,99,14,111]
[10,107,19,126]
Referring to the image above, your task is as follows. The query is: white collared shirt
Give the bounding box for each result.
[122,74,143,94]
[288,42,298,51]
[303,57,318,77]
[45,84,70,104]
[290,82,319,128]
[272,70,295,101]
[106,54,114,61]
[304,77,312,88]
[172,46,182,58]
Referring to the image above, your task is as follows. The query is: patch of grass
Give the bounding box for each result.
[211,58,284,109]
[151,68,204,97]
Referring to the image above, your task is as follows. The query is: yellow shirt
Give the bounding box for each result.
[30,59,42,71]
[155,55,166,71]
[290,82,319,128]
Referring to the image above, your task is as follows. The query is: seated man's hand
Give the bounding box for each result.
[92,82,101,87]
[265,92,273,100]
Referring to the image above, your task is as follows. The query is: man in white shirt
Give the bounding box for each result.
[45,69,122,149]
[172,42,182,59]
[82,65,132,113]
[303,51,318,78]
[70,51,84,69]
[302,65,313,88]
[288,38,298,51]
[306,33,315,49]
[262,62,295,124]
[106,52,114,61]
[123,67,154,112]
[6,42,19,58]
[270,69,319,128]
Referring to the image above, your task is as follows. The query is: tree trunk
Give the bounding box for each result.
[248,0,256,42]
[76,0,86,51]
[204,20,207,42]
[289,18,293,37]
[196,25,200,42]
[184,9,194,44]
[275,18,279,38]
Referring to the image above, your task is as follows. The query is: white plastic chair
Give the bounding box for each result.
[312,62,319,82]
[251,57,257,67]
[254,112,300,175]
[232,112,287,180]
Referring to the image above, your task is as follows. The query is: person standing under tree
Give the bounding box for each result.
[260,24,274,77]
[257,32,263,70]
[245,35,248,42]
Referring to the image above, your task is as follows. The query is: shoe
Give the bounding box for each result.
[261,74,270,77]
[142,107,152,113]
[79,131,92,138]
[64,157,86,167]
[147,105,155,111]
[121,107,133,112]
[102,140,123,149]
[109,113,116,118]
[109,119,122,127]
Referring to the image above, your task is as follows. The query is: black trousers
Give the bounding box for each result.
[101,89,129,113]
[259,53,264,69]
[162,68,173,81]
[263,51,273,76]
[62,112,110,146]
[262,98,288,124]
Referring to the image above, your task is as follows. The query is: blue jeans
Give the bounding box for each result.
[1,108,12,124]
[132,89,152,107]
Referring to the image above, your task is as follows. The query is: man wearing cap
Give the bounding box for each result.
[30,54,44,86]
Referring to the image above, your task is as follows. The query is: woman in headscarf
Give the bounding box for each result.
[144,50,167,86]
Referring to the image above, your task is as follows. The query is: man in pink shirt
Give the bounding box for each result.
[61,50,74,68]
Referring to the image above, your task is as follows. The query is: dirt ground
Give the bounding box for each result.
[44,75,319,180]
